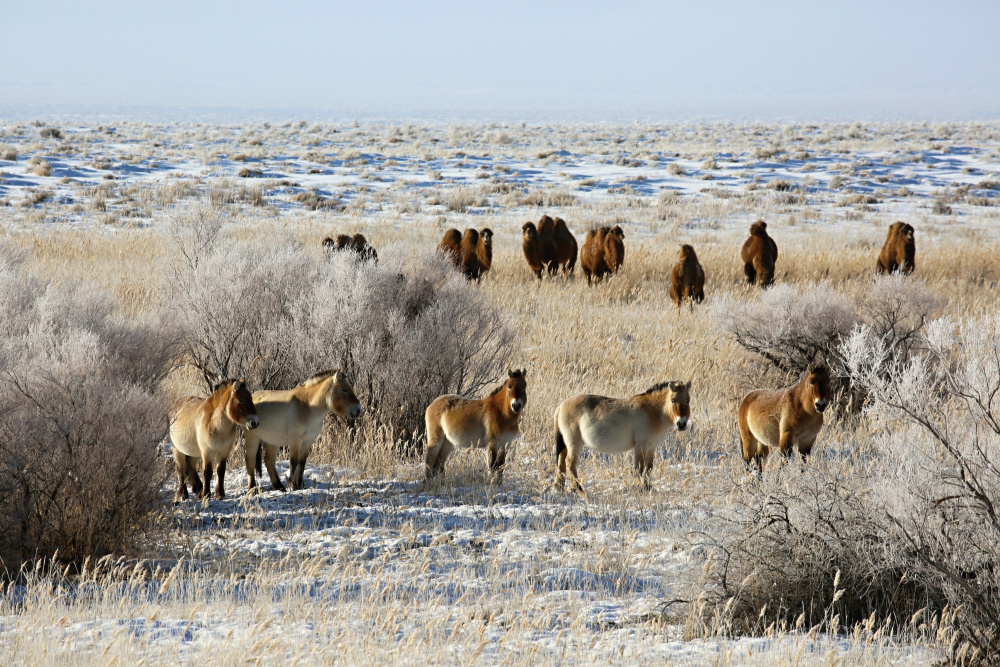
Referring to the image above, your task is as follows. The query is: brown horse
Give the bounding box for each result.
[738,363,831,471]
[741,221,778,287]
[554,381,690,493]
[168,379,259,501]
[876,222,915,275]
[581,225,625,285]
[323,233,378,262]
[244,370,362,492]
[424,369,527,484]
[670,244,705,311]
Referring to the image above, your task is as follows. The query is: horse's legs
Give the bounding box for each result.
[566,445,585,495]
[201,457,213,501]
[487,443,506,485]
[263,443,285,492]
[187,456,203,497]
[215,458,227,499]
[244,435,259,492]
[634,445,654,491]
[555,425,568,490]
[289,443,309,491]
[174,454,188,502]
[424,420,448,479]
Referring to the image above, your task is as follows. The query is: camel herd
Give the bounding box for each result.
[326,216,917,309]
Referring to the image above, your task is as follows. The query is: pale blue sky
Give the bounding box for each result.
[3,1,999,120]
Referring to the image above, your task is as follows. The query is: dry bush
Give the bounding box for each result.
[26,157,52,177]
[843,311,1000,665]
[38,127,62,140]
[688,460,928,639]
[170,222,515,457]
[0,246,174,572]
[712,276,939,407]
[711,282,854,377]
[0,145,17,161]
[444,185,487,212]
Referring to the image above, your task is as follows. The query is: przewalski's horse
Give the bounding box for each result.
[244,369,362,492]
[168,379,259,501]
[424,369,527,484]
[738,363,831,472]
[554,381,690,493]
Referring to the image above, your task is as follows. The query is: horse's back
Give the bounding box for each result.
[427,394,489,446]
[558,394,639,454]
[739,388,788,447]
[248,392,305,445]
[168,396,204,458]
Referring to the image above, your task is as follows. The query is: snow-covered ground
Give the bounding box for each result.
[3,119,991,664]
[1,120,998,243]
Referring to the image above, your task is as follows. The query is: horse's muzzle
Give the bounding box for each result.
[675,417,688,431]
[511,399,524,414]
[246,416,259,430]
[815,400,828,413]
[350,405,362,419]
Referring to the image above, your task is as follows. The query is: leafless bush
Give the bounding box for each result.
[0,246,174,572]
[445,186,487,212]
[713,277,938,405]
[843,311,1000,665]
[711,283,855,377]
[38,127,62,140]
[689,460,928,639]
[169,227,516,455]
[27,157,52,177]
[0,146,17,161]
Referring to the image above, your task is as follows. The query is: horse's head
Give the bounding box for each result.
[324,371,362,421]
[504,368,527,415]
[665,381,691,431]
[227,379,259,430]
[805,363,831,413]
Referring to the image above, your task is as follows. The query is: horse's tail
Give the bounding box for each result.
[255,445,263,476]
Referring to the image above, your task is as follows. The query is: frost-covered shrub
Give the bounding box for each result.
[170,228,516,455]
[711,282,854,375]
[0,247,173,571]
[690,460,926,639]
[713,276,938,410]
[843,311,1000,664]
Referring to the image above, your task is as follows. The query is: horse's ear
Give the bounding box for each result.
[235,379,245,391]
[685,380,691,390]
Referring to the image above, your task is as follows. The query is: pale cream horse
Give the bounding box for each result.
[244,369,362,492]
[169,379,259,501]
[554,381,690,493]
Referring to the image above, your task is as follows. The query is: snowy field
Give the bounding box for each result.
[2,119,998,665]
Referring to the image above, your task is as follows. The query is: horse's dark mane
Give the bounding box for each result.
[641,381,676,395]
[304,369,340,386]
[487,370,524,397]
[212,379,237,393]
